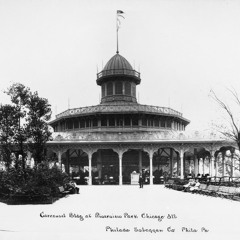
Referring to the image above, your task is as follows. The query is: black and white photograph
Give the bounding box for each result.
[1,0,240,239]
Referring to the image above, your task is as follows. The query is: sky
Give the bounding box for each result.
[0,0,240,131]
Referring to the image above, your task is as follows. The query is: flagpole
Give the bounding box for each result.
[116,12,119,54]
[116,10,124,54]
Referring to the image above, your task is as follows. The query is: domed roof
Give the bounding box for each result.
[103,53,133,71]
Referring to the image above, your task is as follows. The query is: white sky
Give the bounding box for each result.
[0,0,240,131]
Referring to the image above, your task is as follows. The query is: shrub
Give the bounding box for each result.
[0,162,69,202]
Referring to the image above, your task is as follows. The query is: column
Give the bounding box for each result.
[113,82,115,95]
[215,156,218,177]
[149,153,153,185]
[57,151,63,170]
[170,148,173,177]
[202,158,205,175]
[180,150,184,179]
[139,150,142,173]
[231,154,235,178]
[66,149,70,174]
[195,158,198,176]
[138,118,142,127]
[177,152,180,177]
[97,151,102,179]
[119,153,123,185]
[88,153,92,185]
[105,83,107,96]
[222,152,225,177]
[188,159,191,175]
[194,156,198,177]
[209,156,211,176]
[210,151,215,177]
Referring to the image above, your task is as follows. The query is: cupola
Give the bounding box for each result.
[96,53,141,104]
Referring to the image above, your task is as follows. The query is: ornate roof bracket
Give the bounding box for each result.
[172,144,191,155]
[143,145,159,158]
[112,145,129,157]
[81,146,98,158]
[48,145,69,156]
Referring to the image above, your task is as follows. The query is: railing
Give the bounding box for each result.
[97,69,140,79]
[55,104,184,119]
[51,130,223,142]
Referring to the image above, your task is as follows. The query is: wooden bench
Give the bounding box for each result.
[232,187,240,201]
[58,186,70,196]
[197,183,208,194]
[204,185,219,196]
[217,186,233,199]
[171,179,186,191]
[165,179,174,188]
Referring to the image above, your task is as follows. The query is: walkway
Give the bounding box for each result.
[0,185,240,240]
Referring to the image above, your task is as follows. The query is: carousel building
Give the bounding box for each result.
[48,51,237,185]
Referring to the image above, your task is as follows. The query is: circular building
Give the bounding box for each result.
[48,52,233,185]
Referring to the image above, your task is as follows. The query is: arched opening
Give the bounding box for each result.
[115,81,123,95]
[122,149,149,184]
[61,149,89,185]
[152,148,178,183]
[107,82,113,96]
[125,82,131,96]
[94,149,119,185]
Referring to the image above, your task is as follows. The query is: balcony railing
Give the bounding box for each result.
[55,104,184,119]
[97,69,140,79]
[50,130,223,142]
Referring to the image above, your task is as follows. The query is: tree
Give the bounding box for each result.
[5,83,30,166]
[0,105,19,168]
[26,91,52,163]
[211,89,240,176]
[1,82,52,166]
[211,89,240,150]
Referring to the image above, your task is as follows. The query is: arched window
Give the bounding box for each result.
[154,118,160,127]
[115,82,123,94]
[160,118,165,128]
[124,116,130,126]
[132,116,138,126]
[102,85,106,97]
[132,84,136,97]
[67,120,73,129]
[101,117,107,127]
[125,82,131,95]
[80,119,85,128]
[92,118,98,127]
[74,119,79,128]
[107,82,113,96]
[109,116,115,126]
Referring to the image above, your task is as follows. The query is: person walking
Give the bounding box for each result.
[139,174,144,188]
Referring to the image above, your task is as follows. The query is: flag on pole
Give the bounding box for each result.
[117,10,124,15]
[117,10,125,32]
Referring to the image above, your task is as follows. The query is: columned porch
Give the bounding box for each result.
[47,141,238,185]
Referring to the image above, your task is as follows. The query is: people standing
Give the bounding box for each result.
[139,174,144,188]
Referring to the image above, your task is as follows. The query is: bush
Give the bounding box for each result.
[0,162,69,203]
